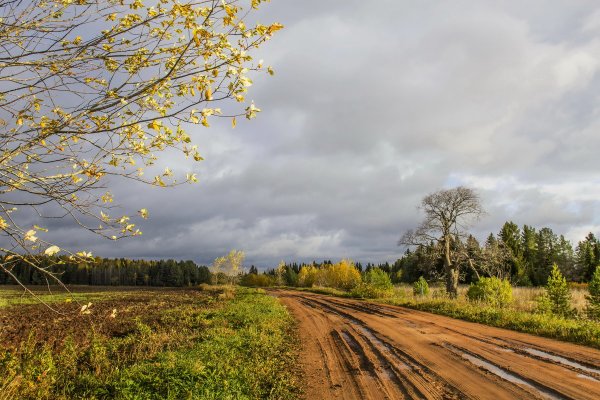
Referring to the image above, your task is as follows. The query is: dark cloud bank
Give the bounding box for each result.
[41,1,600,267]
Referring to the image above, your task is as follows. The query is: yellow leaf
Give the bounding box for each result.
[232,117,237,129]
[44,245,60,256]
[24,229,38,242]
[147,120,162,131]
[268,23,284,34]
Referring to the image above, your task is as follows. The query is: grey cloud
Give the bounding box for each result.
[10,0,600,268]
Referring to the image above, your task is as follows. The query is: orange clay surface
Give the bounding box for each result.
[273,290,600,400]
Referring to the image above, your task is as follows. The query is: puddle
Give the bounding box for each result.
[523,348,600,376]
[340,330,397,380]
[341,331,362,353]
[460,353,563,400]
[577,374,600,382]
[356,326,410,371]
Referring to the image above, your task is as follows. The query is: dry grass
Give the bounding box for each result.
[393,283,589,313]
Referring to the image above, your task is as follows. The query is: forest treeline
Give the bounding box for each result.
[246,222,600,287]
[395,222,599,286]
[0,256,211,287]
[2,222,599,288]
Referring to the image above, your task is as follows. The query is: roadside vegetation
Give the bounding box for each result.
[241,259,600,349]
[0,286,298,400]
[237,197,600,349]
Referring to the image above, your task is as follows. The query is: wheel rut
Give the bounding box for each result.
[273,290,600,400]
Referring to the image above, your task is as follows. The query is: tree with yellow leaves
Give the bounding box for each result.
[316,259,362,291]
[212,249,245,285]
[298,265,318,287]
[0,0,281,291]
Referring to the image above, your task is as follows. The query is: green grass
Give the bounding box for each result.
[293,285,600,349]
[0,287,299,400]
[0,287,109,307]
[383,297,600,349]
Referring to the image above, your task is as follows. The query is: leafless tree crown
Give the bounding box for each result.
[400,186,484,246]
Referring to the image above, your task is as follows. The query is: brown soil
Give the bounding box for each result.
[274,290,600,400]
[0,288,210,351]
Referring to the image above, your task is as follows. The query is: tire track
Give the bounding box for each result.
[274,290,600,399]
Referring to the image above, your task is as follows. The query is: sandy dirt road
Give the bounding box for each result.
[273,290,600,400]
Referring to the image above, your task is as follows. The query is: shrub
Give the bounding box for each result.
[364,268,393,290]
[351,283,390,299]
[538,264,571,316]
[240,273,274,287]
[586,265,600,320]
[466,277,512,307]
[412,276,430,297]
[351,268,393,299]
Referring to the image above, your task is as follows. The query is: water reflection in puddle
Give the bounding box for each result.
[523,348,600,377]
[460,353,563,400]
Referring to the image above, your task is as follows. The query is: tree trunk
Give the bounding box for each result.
[445,267,459,297]
[443,235,459,297]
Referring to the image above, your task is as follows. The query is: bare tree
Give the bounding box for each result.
[0,0,281,295]
[400,187,484,297]
[478,238,513,281]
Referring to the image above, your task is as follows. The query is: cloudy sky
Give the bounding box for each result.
[46,0,600,267]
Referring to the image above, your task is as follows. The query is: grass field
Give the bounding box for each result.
[0,285,299,400]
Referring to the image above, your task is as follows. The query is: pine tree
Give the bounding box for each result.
[543,264,572,316]
[575,233,600,281]
[413,276,430,297]
[521,225,537,284]
[586,265,600,320]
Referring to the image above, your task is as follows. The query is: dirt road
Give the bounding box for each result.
[273,290,600,400]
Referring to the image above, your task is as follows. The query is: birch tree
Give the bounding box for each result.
[0,0,281,289]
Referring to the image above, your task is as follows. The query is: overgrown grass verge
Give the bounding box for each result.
[0,287,299,399]
[292,286,600,349]
[384,298,600,349]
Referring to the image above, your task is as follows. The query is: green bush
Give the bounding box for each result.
[240,273,275,287]
[364,268,393,290]
[351,283,391,299]
[466,277,512,307]
[350,268,393,298]
[537,264,571,316]
[412,276,429,297]
[586,265,600,320]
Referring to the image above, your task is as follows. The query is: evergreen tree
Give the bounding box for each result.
[533,227,558,285]
[498,221,528,284]
[521,225,537,284]
[575,233,600,281]
[556,235,575,281]
[499,221,522,256]
[542,264,572,316]
[586,265,600,320]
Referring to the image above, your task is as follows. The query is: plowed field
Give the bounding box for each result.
[274,290,600,400]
